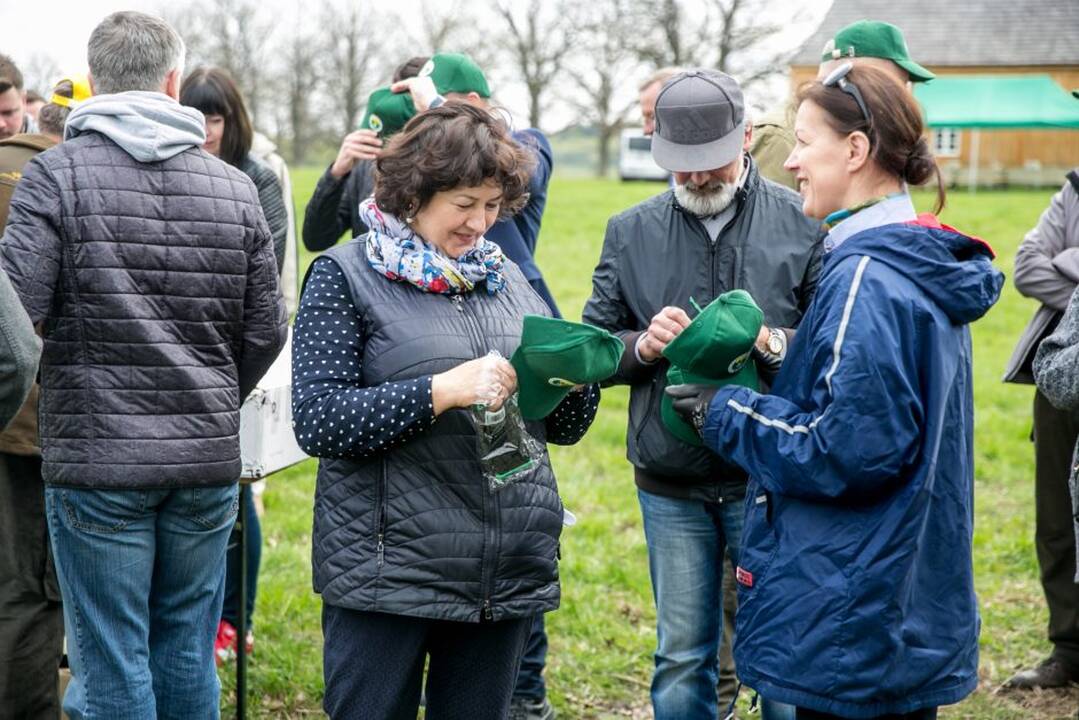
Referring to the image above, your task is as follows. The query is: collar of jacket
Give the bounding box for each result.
[669,155,759,220]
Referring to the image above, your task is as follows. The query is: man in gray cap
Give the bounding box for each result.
[583,69,820,719]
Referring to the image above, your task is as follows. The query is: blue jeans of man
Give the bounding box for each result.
[512,614,548,701]
[638,488,793,720]
[45,484,239,720]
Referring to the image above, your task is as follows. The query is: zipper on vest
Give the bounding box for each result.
[375,458,387,570]
[450,293,503,623]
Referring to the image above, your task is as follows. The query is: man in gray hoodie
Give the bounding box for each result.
[0,12,287,719]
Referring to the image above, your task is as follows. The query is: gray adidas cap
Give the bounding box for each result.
[651,69,746,173]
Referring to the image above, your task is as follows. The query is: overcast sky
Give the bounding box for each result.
[1,0,833,129]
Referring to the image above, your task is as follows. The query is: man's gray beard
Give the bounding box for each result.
[674,181,738,217]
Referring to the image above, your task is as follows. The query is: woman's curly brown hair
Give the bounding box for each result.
[374,102,535,221]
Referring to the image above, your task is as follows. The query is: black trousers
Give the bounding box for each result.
[0,452,64,720]
[322,604,532,720]
[796,708,937,720]
[1033,389,1079,667]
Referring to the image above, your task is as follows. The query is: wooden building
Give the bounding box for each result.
[789,0,1079,186]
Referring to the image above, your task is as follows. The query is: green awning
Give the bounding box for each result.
[913,75,1079,129]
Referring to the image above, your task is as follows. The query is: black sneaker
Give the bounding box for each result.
[508,696,556,720]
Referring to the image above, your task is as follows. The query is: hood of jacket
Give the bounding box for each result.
[827,214,1004,326]
[64,91,206,163]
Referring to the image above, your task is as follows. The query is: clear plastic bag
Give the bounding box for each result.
[470,353,545,492]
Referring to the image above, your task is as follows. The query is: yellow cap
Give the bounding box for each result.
[49,74,92,109]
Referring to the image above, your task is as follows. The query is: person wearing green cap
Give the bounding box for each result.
[293,102,599,720]
[751,19,934,191]
[303,55,430,254]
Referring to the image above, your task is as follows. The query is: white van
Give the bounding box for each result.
[618,128,669,182]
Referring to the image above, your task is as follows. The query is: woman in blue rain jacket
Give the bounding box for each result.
[668,64,1004,718]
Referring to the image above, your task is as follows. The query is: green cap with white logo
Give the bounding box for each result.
[822,20,935,83]
[419,52,491,98]
[661,290,763,378]
[511,316,623,421]
[359,86,415,137]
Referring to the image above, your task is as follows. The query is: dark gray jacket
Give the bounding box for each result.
[582,160,822,500]
[302,242,573,623]
[0,92,287,489]
[0,265,39,429]
[1005,172,1079,383]
[239,153,289,274]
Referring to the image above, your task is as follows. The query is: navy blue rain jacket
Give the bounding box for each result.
[702,216,1004,717]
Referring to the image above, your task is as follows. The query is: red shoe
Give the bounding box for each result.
[215,620,238,666]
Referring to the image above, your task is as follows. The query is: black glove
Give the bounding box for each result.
[664,384,720,438]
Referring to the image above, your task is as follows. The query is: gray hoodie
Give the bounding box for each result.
[64,91,206,163]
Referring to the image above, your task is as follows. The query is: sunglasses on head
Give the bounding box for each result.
[822,62,873,129]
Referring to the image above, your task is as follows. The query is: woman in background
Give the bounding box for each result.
[180,66,288,665]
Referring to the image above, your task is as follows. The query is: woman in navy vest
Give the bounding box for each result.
[292,102,599,719]
[668,64,1003,718]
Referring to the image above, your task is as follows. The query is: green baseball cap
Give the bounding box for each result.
[821,20,935,83]
[511,315,623,421]
[419,52,491,98]
[661,290,763,378]
[661,363,759,446]
[359,86,415,137]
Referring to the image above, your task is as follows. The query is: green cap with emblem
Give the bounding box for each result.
[661,362,759,446]
[511,315,623,421]
[419,52,491,98]
[821,20,935,83]
[661,290,764,378]
[359,86,415,137]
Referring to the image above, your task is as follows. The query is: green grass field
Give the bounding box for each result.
[221,172,1076,719]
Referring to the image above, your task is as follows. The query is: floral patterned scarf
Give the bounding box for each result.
[359,197,506,295]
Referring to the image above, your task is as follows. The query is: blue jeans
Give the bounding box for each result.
[512,614,548,701]
[222,486,261,629]
[638,488,793,720]
[45,485,239,720]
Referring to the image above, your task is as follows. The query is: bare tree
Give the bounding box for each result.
[280,18,320,165]
[18,53,62,96]
[493,0,576,130]
[321,0,378,137]
[399,0,498,71]
[567,0,642,177]
[631,0,795,88]
[161,0,275,127]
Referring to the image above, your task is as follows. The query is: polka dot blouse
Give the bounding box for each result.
[292,257,600,460]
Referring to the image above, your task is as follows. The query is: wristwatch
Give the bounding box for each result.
[766,327,786,357]
[754,327,787,373]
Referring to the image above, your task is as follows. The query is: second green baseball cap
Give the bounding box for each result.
[662,290,763,378]
[661,363,759,446]
[821,20,935,83]
[359,86,415,137]
[419,52,491,98]
[511,315,623,421]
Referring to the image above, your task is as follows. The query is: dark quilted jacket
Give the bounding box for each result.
[0,132,288,488]
[303,242,565,623]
